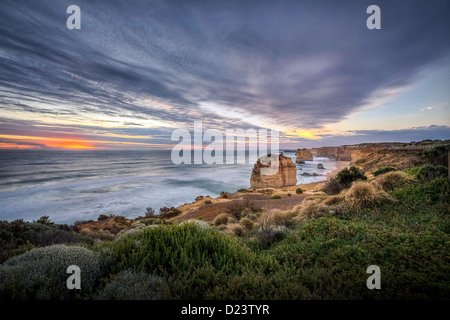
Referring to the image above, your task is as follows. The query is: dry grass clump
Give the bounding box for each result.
[296,198,328,218]
[321,177,344,195]
[228,223,245,237]
[344,181,395,213]
[255,210,292,244]
[79,228,115,242]
[271,210,297,228]
[293,196,346,225]
[239,217,255,230]
[322,194,344,206]
[213,213,234,226]
[372,171,416,192]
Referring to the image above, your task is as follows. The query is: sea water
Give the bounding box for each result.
[0,149,340,224]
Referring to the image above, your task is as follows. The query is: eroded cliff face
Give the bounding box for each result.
[250,153,297,188]
[295,148,313,163]
[312,147,338,158]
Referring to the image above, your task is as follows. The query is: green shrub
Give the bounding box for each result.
[422,144,450,166]
[205,200,212,204]
[0,219,93,264]
[267,214,450,299]
[98,214,109,221]
[391,177,449,205]
[336,166,367,187]
[287,193,292,196]
[0,244,100,300]
[95,270,164,300]
[99,223,276,299]
[373,166,397,176]
[295,188,303,194]
[405,164,448,182]
[271,194,281,199]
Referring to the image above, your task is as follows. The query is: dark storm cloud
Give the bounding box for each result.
[0,0,449,130]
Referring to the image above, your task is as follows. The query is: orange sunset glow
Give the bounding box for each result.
[44,140,99,149]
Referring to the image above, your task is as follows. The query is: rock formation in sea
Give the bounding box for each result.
[317,163,325,169]
[250,153,297,188]
[295,148,313,163]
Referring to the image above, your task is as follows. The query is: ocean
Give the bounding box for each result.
[0,149,340,224]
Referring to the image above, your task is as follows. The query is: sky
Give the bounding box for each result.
[0,0,449,150]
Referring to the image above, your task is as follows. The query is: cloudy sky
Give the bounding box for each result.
[0,0,449,149]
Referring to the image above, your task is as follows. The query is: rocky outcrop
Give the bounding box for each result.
[317,163,325,169]
[250,153,297,188]
[295,148,313,163]
[301,172,320,176]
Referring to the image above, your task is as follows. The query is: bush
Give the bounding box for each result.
[159,207,182,219]
[322,178,344,195]
[287,193,292,196]
[391,177,449,205]
[228,223,245,237]
[336,166,367,188]
[322,195,344,206]
[373,166,397,176]
[226,200,260,220]
[271,194,281,199]
[294,197,344,223]
[405,164,448,182]
[114,216,128,225]
[271,210,297,228]
[0,244,100,299]
[254,211,293,245]
[344,181,394,213]
[219,192,228,199]
[239,218,255,230]
[295,188,303,194]
[35,215,53,225]
[100,223,276,299]
[179,219,211,230]
[213,213,232,226]
[373,171,416,192]
[95,270,164,300]
[0,219,93,264]
[267,213,450,299]
[98,214,109,221]
[422,144,450,166]
[205,200,212,204]
[145,207,156,217]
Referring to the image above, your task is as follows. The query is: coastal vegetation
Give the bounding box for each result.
[0,159,449,299]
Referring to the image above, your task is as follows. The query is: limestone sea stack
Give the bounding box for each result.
[295,148,313,163]
[250,153,297,188]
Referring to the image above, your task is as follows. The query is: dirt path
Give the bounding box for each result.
[175,192,307,223]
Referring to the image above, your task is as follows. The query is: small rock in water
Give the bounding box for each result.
[317,163,325,169]
[301,172,311,176]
